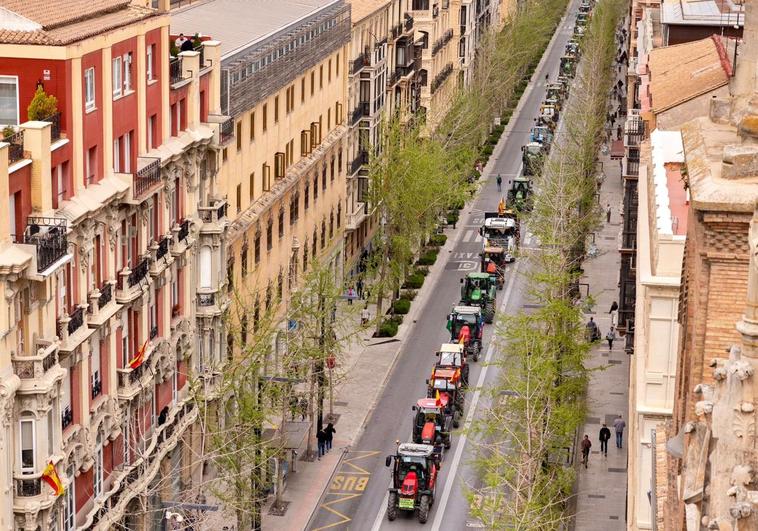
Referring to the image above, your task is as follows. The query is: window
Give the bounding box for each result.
[313,175,319,201]
[327,108,331,131]
[262,163,271,191]
[123,52,133,92]
[336,102,342,125]
[262,103,268,132]
[146,44,155,81]
[319,65,323,89]
[20,418,35,472]
[278,208,285,239]
[63,467,75,530]
[304,183,309,211]
[236,121,242,151]
[147,115,156,149]
[290,193,299,225]
[322,165,327,191]
[266,219,273,251]
[85,67,96,110]
[53,163,67,208]
[321,220,326,248]
[301,77,306,102]
[94,438,103,498]
[123,131,131,173]
[249,112,255,141]
[113,137,120,172]
[254,231,261,263]
[301,130,311,156]
[200,246,212,288]
[0,75,19,125]
[331,157,335,181]
[312,229,317,256]
[274,96,279,123]
[310,71,315,95]
[227,258,234,292]
[91,339,101,399]
[249,172,255,201]
[112,56,122,98]
[236,184,242,213]
[330,211,334,239]
[336,53,340,76]
[86,146,97,184]
[328,59,332,82]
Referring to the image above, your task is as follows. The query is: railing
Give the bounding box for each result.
[118,362,146,388]
[218,116,234,144]
[195,42,206,67]
[12,349,58,379]
[178,219,191,243]
[156,236,170,260]
[432,29,453,56]
[43,112,62,141]
[67,306,84,336]
[198,293,215,306]
[347,202,367,230]
[61,406,73,431]
[15,478,41,497]
[621,231,637,250]
[351,53,370,75]
[169,57,183,84]
[134,157,161,199]
[350,150,369,175]
[217,201,227,221]
[626,157,640,177]
[388,70,400,88]
[4,130,24,164]
[98,282,112,309]
[128,258,149,287]
[24,216,67,273]
[351,102,370,125]
[430,63,454,94]
[91,378,102,399]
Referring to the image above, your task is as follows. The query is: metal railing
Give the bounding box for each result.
[430,63,454,94]
[351,102,370,125]
[156,236,170,260]
[12,349,58,379]
[61,406,73,431]
[43,112,62,141]
[198,293,215,306]
[405,15,414,31]
[15,478,41,497]
[432,29,453,56]
[178,219,191,243]
[169,57,183,84]
[91,378,102,399]
[127,258,149,287]
[5,130,24,164]
[150,325,159,340]
[350,150,369,175]
[67,306,84,336]
[625,157,640,177]
[219,116,234,144]
[24,216,67,273]
[134,157,161,199]
[98,282,112,309]
[217,201,227,221]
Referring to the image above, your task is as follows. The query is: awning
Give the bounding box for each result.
[610,140,624,159]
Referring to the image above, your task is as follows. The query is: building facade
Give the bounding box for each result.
[0,0,231,528]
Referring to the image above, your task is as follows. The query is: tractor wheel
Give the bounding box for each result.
[418,495,431,524]
[485,302,495,324]
[453,412,460,429]
[444,435,452,449]
[387,492,398,521]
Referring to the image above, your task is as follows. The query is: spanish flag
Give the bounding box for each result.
[42,461,65,496]
[128,339,148,369]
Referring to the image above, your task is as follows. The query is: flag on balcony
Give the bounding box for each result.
[42,461,65,496]
[129,339,148,369]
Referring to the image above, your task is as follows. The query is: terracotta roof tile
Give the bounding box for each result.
[649,35,730,114]
[0,1,157,45]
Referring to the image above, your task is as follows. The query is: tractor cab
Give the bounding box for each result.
[507,176,533,213]
[573,23,586,37]
[522,141,545,176]
[530,125,553,147]
[427,366,465,419]
[412,396,452,449]
[539,102,559,126]
[565,40,580,57]
[575,12,589,26]
[386,443,439,523]
[436,342,469,386]
[480,216,517,267]
[579,0,591,13]
[545,83,566,104]
[559,56,576,78]
[459,273,497,323]
[446,305,483,361]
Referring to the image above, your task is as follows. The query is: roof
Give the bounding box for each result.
[650,129,687,236]
[416,398,442,409]
[397,443,434,457]
[453,305,481,314]
[484,217,516,229]
[467,272,491,278]
[648,35,731,114]
[0,0,158,45]
[439,343,463,353]
[347,0,389,23]
[661,0,744,27]
[171,0,340,60]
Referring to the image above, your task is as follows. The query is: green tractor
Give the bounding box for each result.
[507,175,533,213]
[459,272,496,323]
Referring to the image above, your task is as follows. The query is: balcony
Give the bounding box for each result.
[169,57,184,85]
[391,23,403,39]
[198,292,215,306]
[62,306,85,337]
[404,15,414,31]
[43,112,62,142]
[430,63,454,94]
[177,219,190,244]
[117,361,151,401]
[61,406,73,431]
[349,150,369,176]
[91,377,102,400]
[156,236,170,261]
[5,130,25,164]
[351,102,370,125]
[198,199,228,224]
[134,157,161,200]
[12,343,58,379]
[351,53,370,75]
[128,258,149,288]
[99,282,113,308]
[432,29,453,56]
[625,157,640,177]
[346,202,367,230]
[208,114,234,145]
[15,477,41,497]
[23,217,68,273]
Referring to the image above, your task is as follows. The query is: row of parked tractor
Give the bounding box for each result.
[382,1,595,524]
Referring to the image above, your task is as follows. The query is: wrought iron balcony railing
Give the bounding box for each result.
[405,15,414,31]
[351,102,370,125]
[61,405,73,430]
[169,57,183,84]
[127,258,149,288]
[23,216,67,273]
[350,150,369,175]
[5,130,24,164]
[98,282,112,309]
[12,348,58,379]
[15,478,41,497]
[351,53,370,75]
[67,306,84,336]
[43,112,62,141]
[177,219,191,243]
[198,293,215,306]
[219,116,234,144]
[150,325,159,340]
[156,236,170,260]
[134,157,161,199]
[432,29,453,56]
[430,63,454,94]
[91,378,102,400]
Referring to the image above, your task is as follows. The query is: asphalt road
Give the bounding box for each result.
[307,2,582,528]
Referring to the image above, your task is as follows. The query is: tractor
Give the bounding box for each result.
[459,272,497,323]
[546,80,568,104]
[446,306,483,361]
[507,175,533,213]
[427,366,465,421]
[435,342,468,386]
[560,55,576,78]
[386,443,439,523]
[522,141,545,176]
[530,124,553,147]
[565,40,580,58]
[539,102,560,128]
[412,396,453,450]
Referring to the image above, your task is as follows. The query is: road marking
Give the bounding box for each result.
[369,264,520,531]
[312,493,363,531]
[462,229,475,243]
[430,262,520,531]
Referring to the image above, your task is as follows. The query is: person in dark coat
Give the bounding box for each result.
[317,429,326,459]
[324,422,336,452]
[599,423,611,456]
[180,37,195,52]
[580,435,592,468]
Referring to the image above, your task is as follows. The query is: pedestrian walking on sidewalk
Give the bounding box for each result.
[317,428,327,459]
[361,304,371,325]
[496,174,502,192]
[357,278,364,299]
[299,397,308,421]
[617,123,622,140]
[606,327,616,350]
[599,423,611,456]
[580,435,592,468]
[613,415,626,448]
[324,422,336,452]
[606,203,612,223]
[586,317,600,342]
[609,300,619,328]
[347,287,356,305]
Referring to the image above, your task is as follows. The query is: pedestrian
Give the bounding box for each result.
[616,123,622,140]
[606,327,616,350]
[299,396,308,421]
[361,303,370,325]
[496,174,502,192]
[289,396,299,421]
[613,415,626,448]
[356,277,364,299]
[586,316,600,342]
[609,300,618,313]
[180,36,194,52]
[606,203,612,223]
[317,428,326,459]
[347,287,355,305]
[599,423,611,456]
[174,33,188,49]
[580,434,592,468]
[324,422,336,452]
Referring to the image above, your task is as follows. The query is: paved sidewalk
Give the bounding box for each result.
[573,30,629,531]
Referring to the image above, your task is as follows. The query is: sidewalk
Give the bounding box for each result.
[573,30,629,531]
[259,220,466,529]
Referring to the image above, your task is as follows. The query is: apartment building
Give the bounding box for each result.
[172,0,350,351]
[0,0,230,528]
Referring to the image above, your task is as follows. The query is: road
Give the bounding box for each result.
[307,2,582,528]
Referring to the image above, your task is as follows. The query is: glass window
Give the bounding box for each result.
[0,75,19,125]
[147,44,154,81]
[63,467,75,531]
[85,68,96,110]
[112,57,122,98]
[124,52,133,92]
[94,438,103,498]
[20,418,35,472]
[200,246,212,288]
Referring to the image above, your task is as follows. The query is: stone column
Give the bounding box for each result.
[22,121,53,213]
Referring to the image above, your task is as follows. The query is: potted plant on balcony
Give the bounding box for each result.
[27,86,58,121]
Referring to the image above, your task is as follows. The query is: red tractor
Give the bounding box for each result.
[427,367,464,428]
[435,342,468,387]
[385,442,439,523]
[412,397,453,450]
